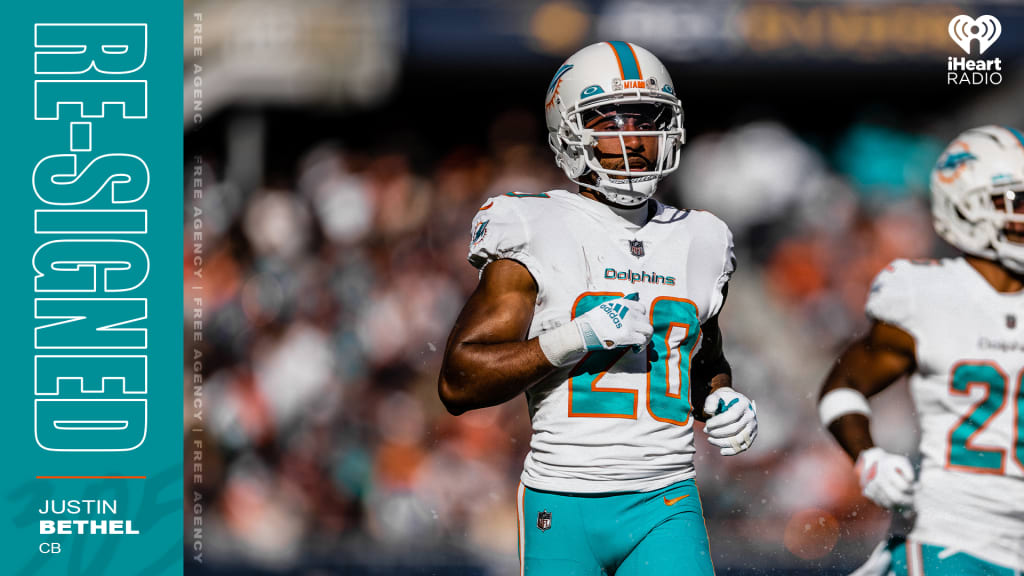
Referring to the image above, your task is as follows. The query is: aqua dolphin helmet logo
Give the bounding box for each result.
[937,151,977,170]
[547,64,574,96]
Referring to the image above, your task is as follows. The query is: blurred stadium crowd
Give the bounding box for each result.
[186,111,955,574]
[182,1,1024,574]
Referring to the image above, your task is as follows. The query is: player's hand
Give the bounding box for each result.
[855,447,914,509]
[573,293,653,351]
[702,387,757,456]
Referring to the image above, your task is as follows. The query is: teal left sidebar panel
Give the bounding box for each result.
[2,2,184,575]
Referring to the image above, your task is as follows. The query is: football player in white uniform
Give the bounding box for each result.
[438,42,757,575]
[818,125,1024,575]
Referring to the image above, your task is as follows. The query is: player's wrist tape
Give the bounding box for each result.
[538,321,588,367]
[818,388,871,427]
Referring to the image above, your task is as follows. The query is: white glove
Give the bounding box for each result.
[575,295,652,351]
[702,387,757,456]
[855,447,914,509]
[538,294,653,367]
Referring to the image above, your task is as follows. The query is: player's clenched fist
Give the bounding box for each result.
[855,447,914,509]
[702,387,757,456]
[576,295,653,351]
[538,294,653,367]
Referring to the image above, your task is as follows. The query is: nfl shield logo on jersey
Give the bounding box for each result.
[1008,314,1017,329]
[629,239,644,258]
[537,510,552,532]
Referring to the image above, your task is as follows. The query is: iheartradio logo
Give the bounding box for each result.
[949,15,1001,55]
[945,14,1004,86]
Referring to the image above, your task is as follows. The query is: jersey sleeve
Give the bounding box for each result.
[865,259,915,330]
[706,218,736,320]
[466,195,536,274]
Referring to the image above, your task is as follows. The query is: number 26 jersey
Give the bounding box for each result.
[866,257,1024,570]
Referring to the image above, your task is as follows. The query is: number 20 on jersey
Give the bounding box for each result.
[568,292,700,425]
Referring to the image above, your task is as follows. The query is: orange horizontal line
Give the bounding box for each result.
[37,476,146,479]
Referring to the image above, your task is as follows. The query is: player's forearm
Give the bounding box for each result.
[819,368,876,461]
[819,324,915,461]
[438,338,556,415]
[708,371,731,392]
[690,354,731,421]
[827,413,875,461]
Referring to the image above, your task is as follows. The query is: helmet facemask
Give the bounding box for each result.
[934,180,1024,273]
[550,91,684,207]
[990,185,1024,273]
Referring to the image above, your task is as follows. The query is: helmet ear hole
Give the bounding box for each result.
[562,139,587,178]
[566,151,587,179]
[548,132,588,179]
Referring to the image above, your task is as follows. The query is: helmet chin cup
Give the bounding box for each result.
[993,215,1024,273]
[996,247,1024,273]
[591,174,658,207]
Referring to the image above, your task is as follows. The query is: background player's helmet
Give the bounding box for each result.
[931,125,1024,273]
[545,42,684,206]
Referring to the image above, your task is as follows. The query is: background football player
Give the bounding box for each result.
[818,125,1024,575]
[438,42,758,575]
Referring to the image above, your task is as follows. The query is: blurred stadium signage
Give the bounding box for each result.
[184,0,401,128]
[600,1,966,61]
[406,1,1024,65]
[738,2,960,59]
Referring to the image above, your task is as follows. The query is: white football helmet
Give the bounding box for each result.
[545,42,684,206]
[931,125,1024,273]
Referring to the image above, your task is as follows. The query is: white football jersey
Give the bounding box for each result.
[866,257,1024,569]
[467,189,734,493]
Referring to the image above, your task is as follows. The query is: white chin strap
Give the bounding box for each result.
[994,241,1024,273]
[591,174,658,206]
